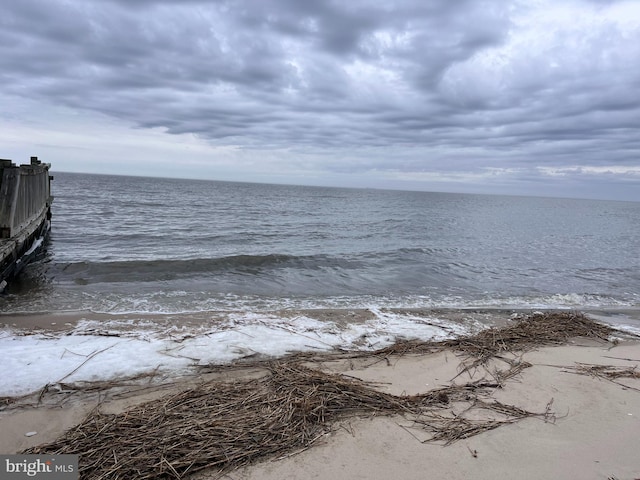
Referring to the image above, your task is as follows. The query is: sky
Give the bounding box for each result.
[1,0,639,201]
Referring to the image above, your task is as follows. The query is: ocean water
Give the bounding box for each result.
[2,171,639,315]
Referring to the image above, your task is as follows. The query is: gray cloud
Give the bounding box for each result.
[1,0,639,200]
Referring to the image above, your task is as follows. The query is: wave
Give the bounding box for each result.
[2,289,637,317]
[50,246,466,284]
[53,253,365,284]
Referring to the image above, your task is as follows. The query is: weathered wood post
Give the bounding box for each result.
[0,156,53,289]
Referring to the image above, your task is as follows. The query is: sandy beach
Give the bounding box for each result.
[207,341,640,480]
[1,311,639,480]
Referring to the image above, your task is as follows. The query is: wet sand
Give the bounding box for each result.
[3,307,639,334]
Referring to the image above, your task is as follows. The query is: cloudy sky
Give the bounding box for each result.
[2,0,639,200]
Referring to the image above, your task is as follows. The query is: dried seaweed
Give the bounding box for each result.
[564,363,640,391]
[370,311,615,359]
[24,363,548,479]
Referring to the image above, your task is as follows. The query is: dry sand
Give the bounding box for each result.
[1,317,639,480]
[201,341,640,480]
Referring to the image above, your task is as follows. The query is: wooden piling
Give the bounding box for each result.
[0,156,53,290]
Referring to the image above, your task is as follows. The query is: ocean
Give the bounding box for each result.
[2,171,640,315]
[1,172,640,396]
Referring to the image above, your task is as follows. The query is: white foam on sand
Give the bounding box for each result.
[0,310,475,397]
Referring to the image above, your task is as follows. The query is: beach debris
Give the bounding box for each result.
[367,311,616,360]
[563,363,640,392]
[20,311,625,479]
[567,363,640,380]
[24,431,37,437]
[24,362,550,479]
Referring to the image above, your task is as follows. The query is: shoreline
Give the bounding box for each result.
[2,306,640,333]
[2,312,640,479]
[1,308,639,398]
